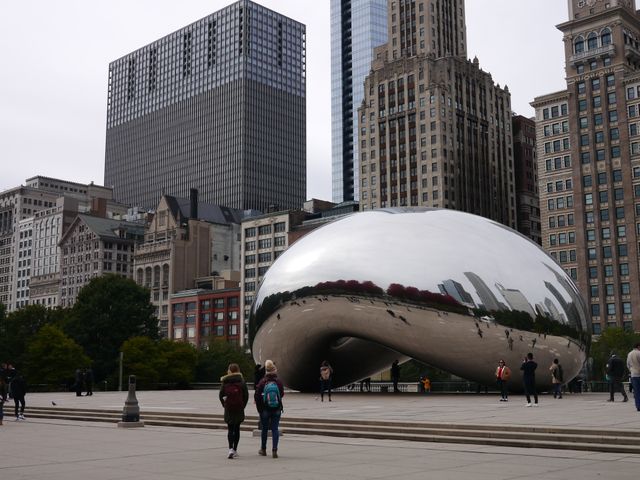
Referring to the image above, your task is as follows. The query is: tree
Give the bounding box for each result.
[120,336,165,389]
[196,338,255,383]
[159,340,197,388]
[0,304,69,367]
[24,324,90,388]
[590,327,640,380]
[66,274,158,381]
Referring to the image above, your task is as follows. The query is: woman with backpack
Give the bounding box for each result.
[254,359,284,458]
[219,363,249,459]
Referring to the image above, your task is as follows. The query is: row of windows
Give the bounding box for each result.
[590,302,632,317]
[588,263,631,278]
[573,28,612,54]
[244,222,286,237]
[542,103,568,120]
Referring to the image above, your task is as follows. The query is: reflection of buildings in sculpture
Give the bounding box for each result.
[495,283,535,317]
[438,279,475,308]
[543,297,565,323]
[463,272,506,312]
[240,200,359,346]
[543,263,585,330]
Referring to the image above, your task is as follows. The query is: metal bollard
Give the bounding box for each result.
[117,375,145,428]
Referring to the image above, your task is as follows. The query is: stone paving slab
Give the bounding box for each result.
[21,389,640,431]
[0,418,639,480]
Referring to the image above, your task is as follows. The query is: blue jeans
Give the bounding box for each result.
[260,409,281,450]
[553,383,562,398]
[631,377,640,411]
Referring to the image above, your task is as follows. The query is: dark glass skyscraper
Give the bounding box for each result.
[331,0,387,203]
[104,0,306,211]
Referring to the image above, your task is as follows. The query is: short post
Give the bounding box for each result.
[117,375,144,428]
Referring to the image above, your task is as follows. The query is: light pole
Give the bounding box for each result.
[118,351,124,391]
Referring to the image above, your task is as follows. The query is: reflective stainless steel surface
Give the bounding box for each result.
[249,208,590,392]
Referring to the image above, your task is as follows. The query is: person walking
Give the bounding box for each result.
[319,360,333,402]
[254,360,284,458]
[10,371,27,420]
[521,352,538,407]
[605,352,628,402]
[549,358,564,399]
[495,359,511,402]
[627,343,640,412]
[219,363,249,459]
[391,360,401,393]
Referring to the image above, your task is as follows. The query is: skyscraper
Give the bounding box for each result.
[331,0,388,203]
[357,0,516,228]
[532,0,640,333]
[104,0,306,212]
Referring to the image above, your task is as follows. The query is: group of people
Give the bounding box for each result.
[219,359,284,459]
[493,343,640,410]
[73,368,94,397]
[0,362,27,424]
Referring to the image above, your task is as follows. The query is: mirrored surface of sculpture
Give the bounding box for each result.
[249,209,590,392]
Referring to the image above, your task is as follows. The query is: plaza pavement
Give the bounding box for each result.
[1,390,638,480]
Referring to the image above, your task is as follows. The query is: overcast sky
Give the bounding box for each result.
[0,0,568,201]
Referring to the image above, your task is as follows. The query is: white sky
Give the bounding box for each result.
[0,0,568,201]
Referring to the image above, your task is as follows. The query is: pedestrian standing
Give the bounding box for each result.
[549,358,563,399]
[391,360,401,393]
[85,368,94,396]
[74,369,83,397]
[255,360,284,458]
[521,353,538,407]
[495,359,511,402]
[605,352,628,402]
[219,363,249,459]
[627,343,640,412]
[10,372,27,420]
[319,360,333,402]
[0,362,7,402]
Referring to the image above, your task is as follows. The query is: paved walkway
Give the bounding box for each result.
[24,389,640,430]
[1,417,639,480]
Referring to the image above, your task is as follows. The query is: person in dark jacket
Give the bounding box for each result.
[520,352,538,407]
[10,372,27,420]
[74,369,83,397]
[254,359,284,458]
[319,360,333,402]
[219,363,249,459]
[0,362,7,402]
[84,368,94,396]
[606,352,629,402]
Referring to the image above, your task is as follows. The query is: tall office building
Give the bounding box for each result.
[512,115,542,244]
[104,0,306,212]
[357,0,516,228]
[331,0,388,203]
[532,0,640,333]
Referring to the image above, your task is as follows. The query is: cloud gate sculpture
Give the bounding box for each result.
[249,208,590,392]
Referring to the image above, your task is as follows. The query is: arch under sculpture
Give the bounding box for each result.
[249,209,590,392]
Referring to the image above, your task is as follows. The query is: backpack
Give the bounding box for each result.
[320,367,331,380]
[224,382,244,413]
[554,365,564,382]
[262,381,281,409]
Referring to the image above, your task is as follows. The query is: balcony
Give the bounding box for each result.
[569,44,615,66]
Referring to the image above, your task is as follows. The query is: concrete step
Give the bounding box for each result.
[23,407,640,454]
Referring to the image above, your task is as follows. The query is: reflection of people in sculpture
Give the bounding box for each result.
[391,360,401,393]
